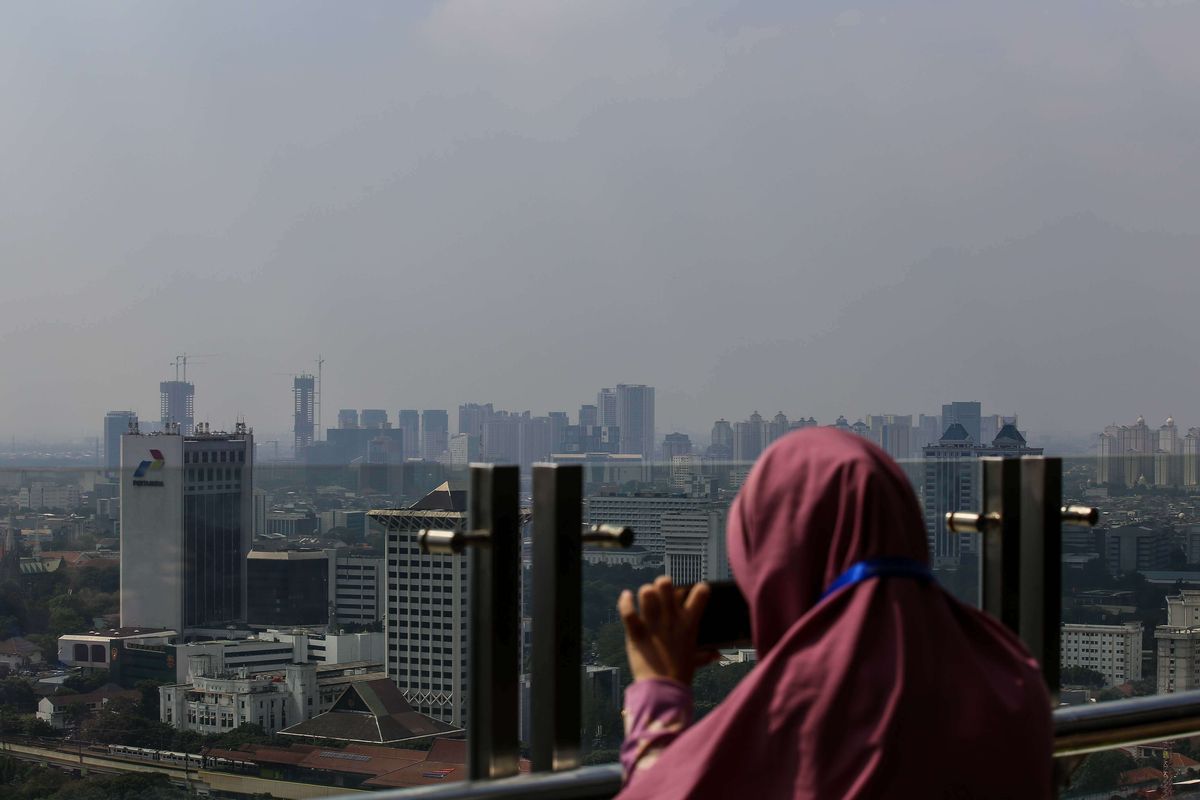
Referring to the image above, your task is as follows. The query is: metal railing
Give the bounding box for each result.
[364,458,1195,799]
[359,690,1200,799]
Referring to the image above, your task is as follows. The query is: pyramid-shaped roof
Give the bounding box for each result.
[408,481,468,512]
[991,423,1027,448]
[940,423,973,442]
[279,678,460,744]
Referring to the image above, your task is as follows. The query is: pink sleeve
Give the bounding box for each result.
[620,678,694,781]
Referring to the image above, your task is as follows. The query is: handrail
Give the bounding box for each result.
[368,764,623,799]
[1053,689,1200,757]
[358,691,1200,799]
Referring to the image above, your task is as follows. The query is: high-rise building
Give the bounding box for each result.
[867,414,914,461]
[1185,429,1200,488]
[578,404,598,428]
[104,411,138,471]
[398,410,420,460]
[337,409,359,429]
[361,409,389,430]
[921,422,1041,569]
[916,414,942,450]
[160,381,195,435]
[379,482,471,725]
[587,494,714,564]
[458,403,495,439]
[596,389,618,427]
[293,375,316,456]
[421,410,449,461]
[246,550,330,628]
[333,553,384,627]
[733,412,764,463]
[1156,417,1182,487]
[940,401,982,445]
[548,412,569,454]
[120,423,254,634]
[709,419,733,459]
[616,384,655,459]
[1157,591,1200,694]
[448,433,480,467]
[1097,416,1155,488]
[663,509,729,584]
[662,433,692,461]
[766,413,790,448]
[1060,622,1142,687]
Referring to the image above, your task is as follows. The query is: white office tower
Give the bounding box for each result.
[377,482,470,727]
[119,423,254,635]
[588,494,715,566]
[663,509,729,584]
[1157,590,1200,694]
[1059,622,1142,687]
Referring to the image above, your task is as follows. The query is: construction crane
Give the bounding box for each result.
[170,353,219,383]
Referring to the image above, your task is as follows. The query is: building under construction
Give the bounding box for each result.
[293,374,316,456]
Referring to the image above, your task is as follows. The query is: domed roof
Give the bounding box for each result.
[1136,415,1145,425]
[1167,416,1175,426]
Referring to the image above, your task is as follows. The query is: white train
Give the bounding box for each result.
[104,744,251,770]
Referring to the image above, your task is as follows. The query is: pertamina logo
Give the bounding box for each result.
[132,449,165,487]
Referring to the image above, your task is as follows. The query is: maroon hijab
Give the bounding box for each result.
[618,428,1051,799]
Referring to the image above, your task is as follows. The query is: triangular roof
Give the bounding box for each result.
[408,482,468,512]
[940,423,973,442]
[279,678,460,744]
[991,423,1027,448]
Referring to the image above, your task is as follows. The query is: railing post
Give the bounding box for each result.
[531,463,583,773]
[1020,456,1062,693]
[468,464,521,780]
[979,457,1022,629]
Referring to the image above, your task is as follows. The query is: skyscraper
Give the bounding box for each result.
[922,422,1041,569]
[867,414,914,461]
[940,401,982,445]
[160,380,195,434]
[360,409,389,429]
[1097,416,1154,487]
[293,375,316,455]
[398,410,420,460]
[616,384,655,459]
[421,410,449,461]
[733,412,764,463]
[378,483,471,725]
[104,411,138,471]
[596,388,617,427]
[662,433,692,461]
[1157,417,1181,487]
[458,403,495,439]
[709,419,733,459]
[120,422,254,633]
[337,409,359,429]
[578,404,598,428]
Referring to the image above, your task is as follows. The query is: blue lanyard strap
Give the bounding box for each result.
[820,557,934,601]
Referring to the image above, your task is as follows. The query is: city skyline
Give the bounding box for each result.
[3,5,1200,442]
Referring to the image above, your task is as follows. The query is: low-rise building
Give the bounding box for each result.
[37,684,139,729]
[0,637,43,669]
[1060,622,1143,686]
[160,657,386,736]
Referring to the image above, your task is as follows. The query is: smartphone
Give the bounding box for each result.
[688,580,752,649]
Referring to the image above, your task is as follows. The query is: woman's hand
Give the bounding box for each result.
[618,576,716,685]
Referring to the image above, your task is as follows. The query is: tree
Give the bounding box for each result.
[593,622,628,671]
[1060,666,1107,689]
[0,677,37,712]
[692,661,755,718]
[63,670,111,693]
[1069,749,1136,792]
[136,680,161,720]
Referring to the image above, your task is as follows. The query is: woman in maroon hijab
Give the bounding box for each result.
[616,427,1052,799]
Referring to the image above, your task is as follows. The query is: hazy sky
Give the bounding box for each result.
[3,0,1199,445]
